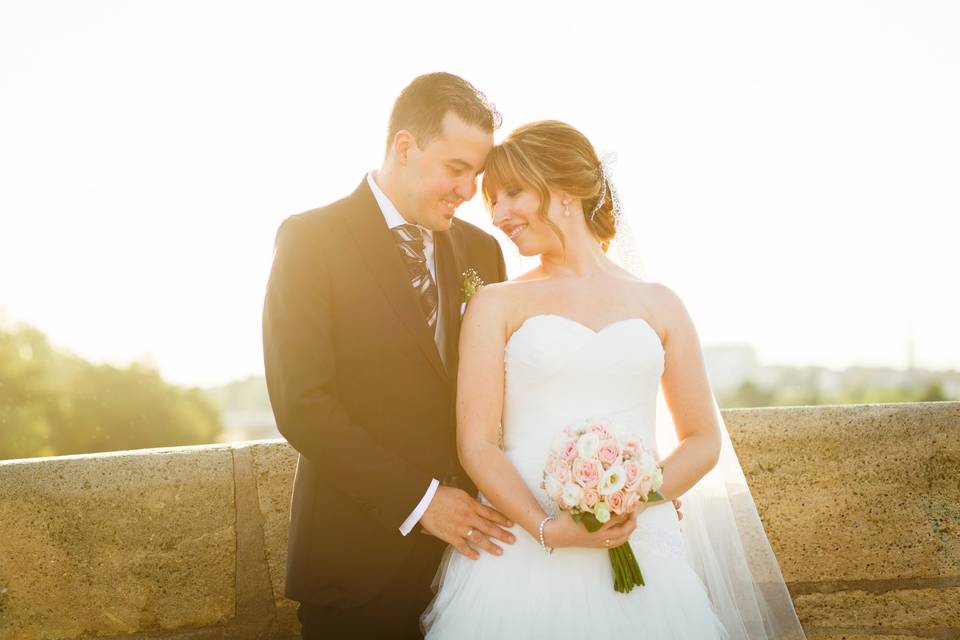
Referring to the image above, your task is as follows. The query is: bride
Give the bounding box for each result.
[421,121,806,638]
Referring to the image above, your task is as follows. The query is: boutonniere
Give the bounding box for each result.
[459,267,485,316]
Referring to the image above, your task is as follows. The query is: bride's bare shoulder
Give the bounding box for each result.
[637,281,699,344]
[645,281,689,313]
[477,268,551,298]
[465,269,551,331]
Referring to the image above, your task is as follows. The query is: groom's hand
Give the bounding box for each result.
[419,486,516,560]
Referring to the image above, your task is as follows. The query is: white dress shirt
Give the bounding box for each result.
[366,171,442,536]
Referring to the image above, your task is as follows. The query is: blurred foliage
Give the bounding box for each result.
[3,322,954,460]
[720,378,952,408]
[203,374,272,413]
[0,323,221,461]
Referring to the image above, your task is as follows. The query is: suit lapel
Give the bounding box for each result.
[342,180,447,383]
[434,226,463,377]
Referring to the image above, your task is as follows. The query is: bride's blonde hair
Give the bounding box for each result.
[481,120,617,251]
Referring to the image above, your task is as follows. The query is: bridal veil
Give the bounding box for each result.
[612,189,807,639]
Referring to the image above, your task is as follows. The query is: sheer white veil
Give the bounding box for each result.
[603,156,807,639]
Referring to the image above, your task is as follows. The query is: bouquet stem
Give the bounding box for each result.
[609,543,644,593]
[575,512,645,593]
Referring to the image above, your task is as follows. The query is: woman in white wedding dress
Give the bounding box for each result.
[421,121,806,639]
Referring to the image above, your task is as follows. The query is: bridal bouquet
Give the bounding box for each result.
[541,418,664,593]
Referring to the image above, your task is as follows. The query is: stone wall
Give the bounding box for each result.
[0,402,957,639]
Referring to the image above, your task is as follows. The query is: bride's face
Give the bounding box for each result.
[490,185,565,256]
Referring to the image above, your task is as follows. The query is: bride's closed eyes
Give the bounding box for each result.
[489,185,523,208]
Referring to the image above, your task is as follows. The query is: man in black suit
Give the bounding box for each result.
[262,73,515,639]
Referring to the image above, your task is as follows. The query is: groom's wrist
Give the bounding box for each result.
[398,477,440,536]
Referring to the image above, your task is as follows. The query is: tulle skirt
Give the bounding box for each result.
[421,502,728,639]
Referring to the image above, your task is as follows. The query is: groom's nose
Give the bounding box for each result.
[454,174,477,202]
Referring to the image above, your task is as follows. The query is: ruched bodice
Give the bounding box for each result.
[503,314,664,456]
[483,314,666,516]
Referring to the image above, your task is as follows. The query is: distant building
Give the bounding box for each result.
[703,344,760,394]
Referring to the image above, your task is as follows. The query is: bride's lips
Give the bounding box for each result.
[502,223,528,241]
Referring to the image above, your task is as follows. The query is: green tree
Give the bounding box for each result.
[721,381,779,408]
[0,326,65,459]
[56,363,221,455]
[916,380,948,402]
[0,324,221,461]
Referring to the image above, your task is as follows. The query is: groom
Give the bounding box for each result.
[262,73,515,639]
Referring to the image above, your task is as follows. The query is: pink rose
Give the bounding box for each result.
[622,439,641,459]
[622,460,640,492]
[623,491,641,514]
[589,423,611,440]
[597,439,621,467]
[607,490,626,514]
[572,457,601,489]
[580,488,600,511]
[559,440,578,464]
[555,461,572,485]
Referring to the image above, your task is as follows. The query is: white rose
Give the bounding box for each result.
[594,501,612,523]
[550,430,571,454]
[577,432,601,459]
[637,450,658,478]
[561,482,583,509]
[598,464,627,496]
[610,424,631,447]
[639,474,655,497]
[544,474,563,501]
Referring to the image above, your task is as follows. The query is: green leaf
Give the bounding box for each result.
[580,512,604,533]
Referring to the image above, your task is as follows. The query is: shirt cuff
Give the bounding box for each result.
[399,477,440,536]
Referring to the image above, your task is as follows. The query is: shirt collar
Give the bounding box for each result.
[366,171,433,243]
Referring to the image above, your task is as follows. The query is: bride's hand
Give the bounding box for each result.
[542,508,642,550]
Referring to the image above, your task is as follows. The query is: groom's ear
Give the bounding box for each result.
[392,129,417,165]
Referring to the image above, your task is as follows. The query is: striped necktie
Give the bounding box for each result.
[391,224,439,331]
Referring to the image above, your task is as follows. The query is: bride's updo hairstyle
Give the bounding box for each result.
[481,120,617,251]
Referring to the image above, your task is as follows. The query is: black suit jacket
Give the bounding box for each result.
[262,178,507,607]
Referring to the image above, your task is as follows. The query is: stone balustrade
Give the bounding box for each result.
[1,401,957,639]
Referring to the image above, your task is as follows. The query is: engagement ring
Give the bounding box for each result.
[466,528,475,539]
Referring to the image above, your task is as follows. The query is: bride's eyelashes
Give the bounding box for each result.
[489,186,523,208]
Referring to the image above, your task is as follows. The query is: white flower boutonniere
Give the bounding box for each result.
[459,267,485,316]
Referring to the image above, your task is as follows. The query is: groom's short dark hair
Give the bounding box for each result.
[386,72,501,153]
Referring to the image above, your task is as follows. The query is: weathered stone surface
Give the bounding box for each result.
[811,635,932,640]
[0,402,957,638]
[725,403,960,584]
[795,586,960,628]
[248,440,300,634]
[0,446,236,639]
